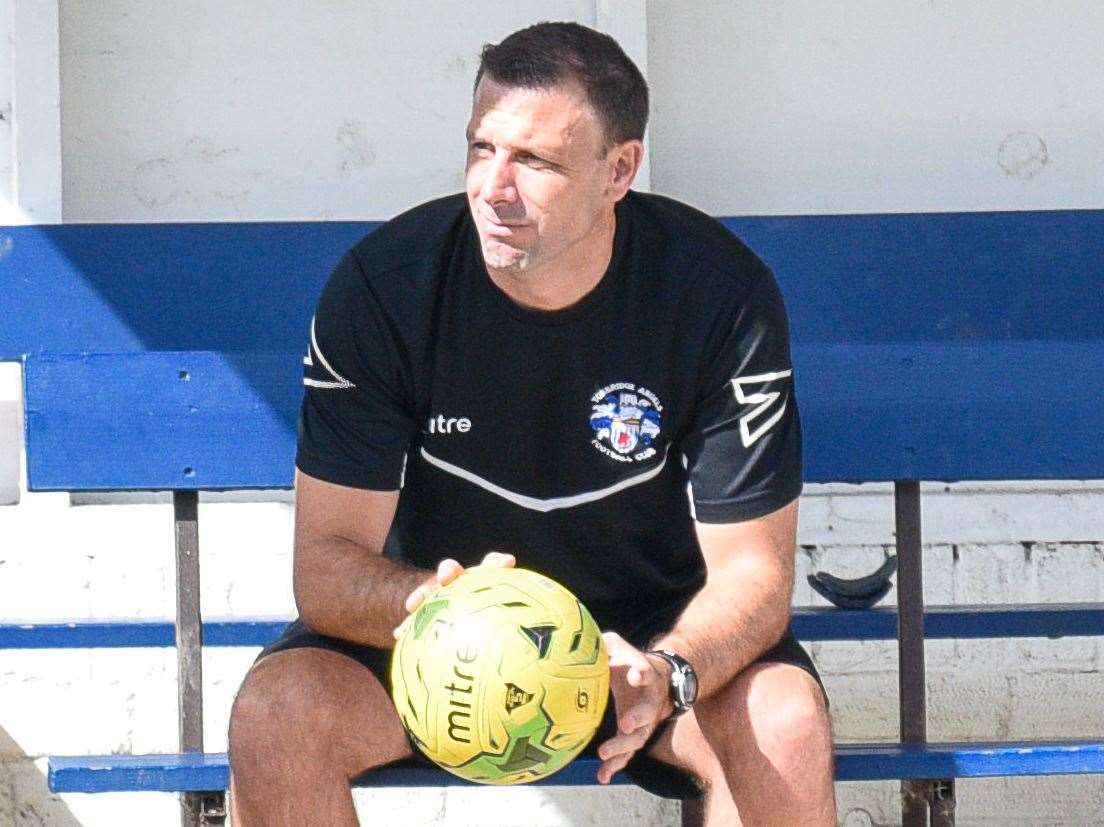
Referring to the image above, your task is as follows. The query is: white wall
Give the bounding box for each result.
[2,2,1103,825]
[7,0,61,223]
[59,1,596,221]
[0,4,13,210]
[0,363,18,505]
[648,0,1104,215]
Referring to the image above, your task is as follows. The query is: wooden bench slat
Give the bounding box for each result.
[49,740,1104,794]
[9,604,1104,649]
[0,221,379,361]
[23,343,1104,493]
[791,604,1104,641]
[720,210,1104,346]
[24,352,301,491]
[795,341,1104,481]
[6,211,1103,361]
[0,619,287,648]
[833,741,1104,781]
[46,754,632,794]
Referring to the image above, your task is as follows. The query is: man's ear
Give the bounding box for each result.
[607,140,645,199]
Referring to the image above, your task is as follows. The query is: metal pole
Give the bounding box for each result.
[681,796,705,827]
[930,779,957,827]
[174,491,206,827]
[895,481,930,827]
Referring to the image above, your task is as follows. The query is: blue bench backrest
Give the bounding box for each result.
[23,341,1104,491]
[4,210,1102,360]
[0,222,377,359]
[14,209,1104,490]
[24,352,299,490]
[722,210,1104,343]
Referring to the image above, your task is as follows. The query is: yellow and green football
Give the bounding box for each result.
[390,566,609,785]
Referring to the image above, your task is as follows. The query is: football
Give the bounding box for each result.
[390,565,610,785]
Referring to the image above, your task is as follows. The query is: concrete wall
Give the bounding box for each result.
[2,2,1103,825]
[648,0,1104,215]
[59,0,602,221]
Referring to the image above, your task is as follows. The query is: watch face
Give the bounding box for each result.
[680,667,699,706]
[651,650,698,710]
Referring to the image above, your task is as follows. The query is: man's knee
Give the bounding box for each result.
[231,652,326,758]
[697,663,832,774]
[229,648,389,777]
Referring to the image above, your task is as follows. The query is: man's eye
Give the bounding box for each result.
[469,142,493,155]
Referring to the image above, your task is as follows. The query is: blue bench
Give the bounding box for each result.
[3,208,1103,826]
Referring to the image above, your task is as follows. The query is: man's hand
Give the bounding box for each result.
[393,551,516,639]
[595,631,674,785]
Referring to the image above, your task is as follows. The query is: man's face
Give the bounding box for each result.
[465,77,615,274]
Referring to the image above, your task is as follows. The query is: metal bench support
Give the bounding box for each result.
[681,795,705,827]
[896,481,928,825]
[895,481,955,826]
[174,491,226,826]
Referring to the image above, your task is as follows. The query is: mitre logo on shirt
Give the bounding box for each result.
[426,414,472,435]
[589,382,663,463]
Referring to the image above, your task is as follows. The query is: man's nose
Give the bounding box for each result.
[481,152,518,205]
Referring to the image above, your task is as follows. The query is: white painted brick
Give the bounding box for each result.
[951,543,1031,604]
[949,636,1015,672]
[798,485,898,547]
[949,543,1030,668]
[955,775,1104,825]
[0,362,21,506]
[841,775,1104,826]
[835,782,901,827]
[351,787,450,826]
[435,785,678,827]
[799,481,1104,547]
[929,669,1017,740]
[1019,543,1101,667]
[809,640,897,677]
[1004,672,1104,740]
[820,672,899,740]
[203,647,264,751]
[197,501,295,617]
[56,786,180,827]
[922,544,956,605]
[3,480,1104,824]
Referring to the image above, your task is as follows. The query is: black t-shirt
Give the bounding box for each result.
[298,191,801,637]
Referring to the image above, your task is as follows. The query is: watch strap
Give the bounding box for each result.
[647,649,697,716]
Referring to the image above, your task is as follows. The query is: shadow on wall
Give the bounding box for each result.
[0,729,84,826]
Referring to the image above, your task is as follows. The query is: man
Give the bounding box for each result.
[229,21,835,826]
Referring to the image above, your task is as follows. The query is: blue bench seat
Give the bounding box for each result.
[48,741,1104,795]
[8,604,1104,649]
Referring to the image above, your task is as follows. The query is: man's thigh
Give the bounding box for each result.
[642,631,829,788]
[230,620,416,777]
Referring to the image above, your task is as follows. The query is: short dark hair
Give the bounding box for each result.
[475,21,649,147]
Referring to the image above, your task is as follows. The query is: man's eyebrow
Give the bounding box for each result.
[463,131,569,166]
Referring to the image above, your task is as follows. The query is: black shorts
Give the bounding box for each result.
[258,617,823,800]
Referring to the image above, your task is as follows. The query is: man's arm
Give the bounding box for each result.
[292,469,517,649]
[648,498,798,700]
[292,469,429,649]
[595,498,798,783]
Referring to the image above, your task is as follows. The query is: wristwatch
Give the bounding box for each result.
[647,649,699,717]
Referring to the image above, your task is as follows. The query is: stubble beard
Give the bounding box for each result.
[481,237,534,273]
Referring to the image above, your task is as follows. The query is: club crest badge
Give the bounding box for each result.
[589,382,663,463]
